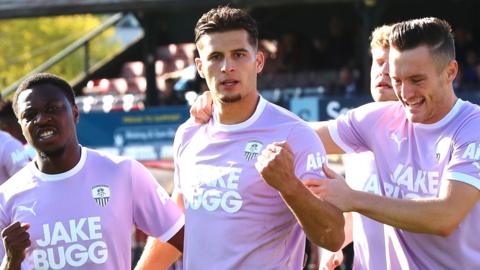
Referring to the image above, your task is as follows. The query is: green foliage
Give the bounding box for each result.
[0,14,118,91]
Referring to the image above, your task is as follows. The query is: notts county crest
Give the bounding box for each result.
[91,185,111,207]
[244,141,263,161]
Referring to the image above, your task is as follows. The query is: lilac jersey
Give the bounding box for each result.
[174,96,327,270]
[0,147,184,270]
[0,130,29,184]
[329,99,480,269]
[342,152,387,270]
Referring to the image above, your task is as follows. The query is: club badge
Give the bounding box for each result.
[91,185,111,207]
[244,140,263,161]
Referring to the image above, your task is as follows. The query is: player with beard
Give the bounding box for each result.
[137,6,344,270]
[0,73,184,270]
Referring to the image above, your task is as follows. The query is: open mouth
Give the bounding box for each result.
[405,98,425,110]
[221,79,239,88]
[37,128,57,140]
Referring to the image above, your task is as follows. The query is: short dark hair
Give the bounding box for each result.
[194,6,258,49]
[0,101,16,122]
[390,17,455,69]
[13,73,75,116]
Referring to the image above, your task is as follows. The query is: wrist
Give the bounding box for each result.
[348,189,364,212]
[277,177,303,198]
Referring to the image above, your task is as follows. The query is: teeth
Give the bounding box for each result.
[407,99,422,106]
[39,130,54,138]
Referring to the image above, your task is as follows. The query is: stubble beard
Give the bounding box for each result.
[38,145,66,159]
[219,93,242,103]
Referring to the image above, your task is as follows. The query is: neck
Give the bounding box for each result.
[214,93,260,125]
[35,143,81,174]
[437,90,458,121]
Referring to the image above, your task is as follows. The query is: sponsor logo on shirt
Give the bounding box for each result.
[386,163,440,198]
[11,149,28,164]
[32,216,108,269]
[462,143,480,160]
[184,165,243,213]
[390,132,406,151]
[306,152,326,171]
[244,141,263,161]
[91,185,110,207]
[16,201,37,216]
[361,174,382,195]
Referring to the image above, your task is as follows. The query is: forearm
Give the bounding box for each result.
[280,180,345,251]
[134,237,181,270]
[352,191,460,236]
[1,257,21,270]
[308,121,344,155]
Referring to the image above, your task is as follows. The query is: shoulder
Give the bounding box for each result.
[0,131,23,151]
[451,101,480,135]
[0,164,35,200]
[84,147,135,169]
[175,118,203,143]
[263,100,304,123]
[348,101,401,119]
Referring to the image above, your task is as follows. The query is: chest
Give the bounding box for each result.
[179,132,287,214]
[372,126,455,198]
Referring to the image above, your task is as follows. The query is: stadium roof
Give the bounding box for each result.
[0,0,353,19]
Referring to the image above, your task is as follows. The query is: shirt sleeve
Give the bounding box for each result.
[443,118,480,190]
[0,194,10,261]
[327,102,387,154]
[287,122,327,180]
[2,138,29,178]
[130,159,184,242]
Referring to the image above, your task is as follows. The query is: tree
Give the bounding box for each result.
[0,14,118,91]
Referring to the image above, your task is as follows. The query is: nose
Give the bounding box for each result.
[220,58,235,73]
[381,60,389,77]
[34,112,52,125]
[399,83,415,100]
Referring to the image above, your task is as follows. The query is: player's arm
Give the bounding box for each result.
[310,166,480,236]
[309,121,345,155]
[318,212,352,270]
[352,180,478,236]
[135,191,184,270]
[256,142,344,251]
[190,91,212,123]
[4,139,29,178]
[0,222,30,270]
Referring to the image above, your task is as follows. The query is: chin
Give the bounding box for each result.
[38,146,66,158]
[220,94,242,103]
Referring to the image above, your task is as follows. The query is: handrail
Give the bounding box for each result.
[1,12,125,98]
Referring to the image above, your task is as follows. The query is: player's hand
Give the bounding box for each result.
[190,91,213,123]
[1,222,31,266]
[304,164,354,212]
[319,249,344,270]
[255,141,297,193]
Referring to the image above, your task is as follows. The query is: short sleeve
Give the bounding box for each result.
[287,123,327,180]
[328,102,390,154]
[172,123,188,195]
[444,119,480,190]
[130,159,184,242]
[2,138,29,178]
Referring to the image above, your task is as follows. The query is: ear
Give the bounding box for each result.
[195,57,205,78]
[445,60,458,83]
[72,104,80,124]
[255,50,265,74]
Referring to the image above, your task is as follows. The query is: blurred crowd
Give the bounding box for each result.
[82,20,480,110]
